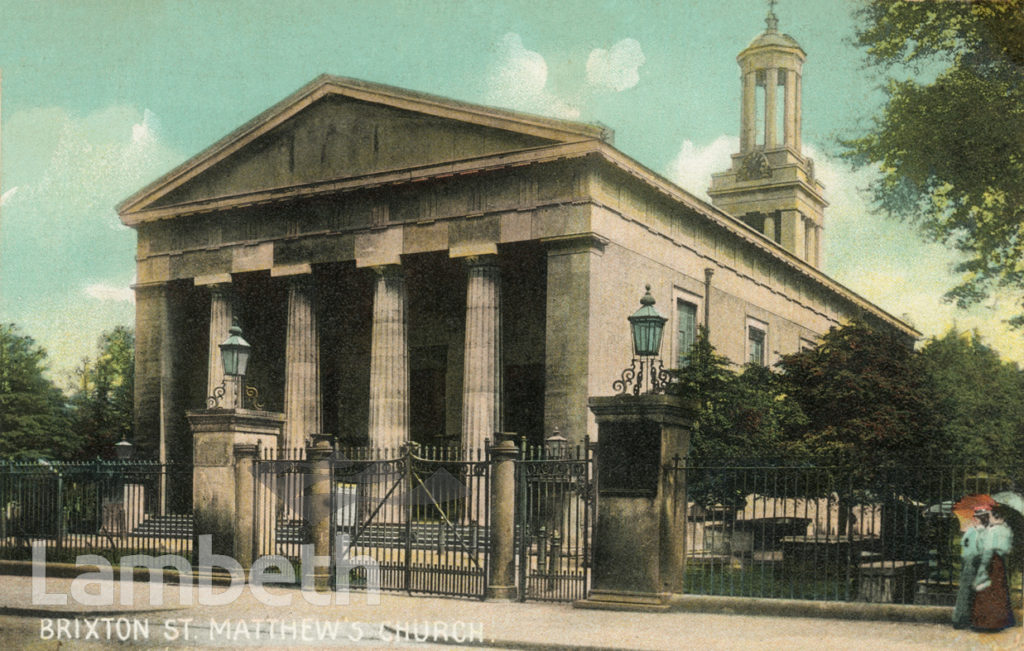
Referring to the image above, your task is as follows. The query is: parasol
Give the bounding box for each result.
[953,494,997,531]
[992,491,1024,518]
[991,490,1024,565]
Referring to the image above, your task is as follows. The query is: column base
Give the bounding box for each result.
[312,569,332,591]
[486,584,517,601]
[574,589,671,612]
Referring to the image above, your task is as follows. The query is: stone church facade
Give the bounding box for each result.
[118,15,916,466]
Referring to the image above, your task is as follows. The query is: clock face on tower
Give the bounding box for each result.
[738,151,772,181]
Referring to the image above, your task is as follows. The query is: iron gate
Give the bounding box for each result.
[253,440,595,602]
[332,445,491,599]
[516,438,595,602]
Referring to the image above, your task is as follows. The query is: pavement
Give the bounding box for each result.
[0,572,1022,650]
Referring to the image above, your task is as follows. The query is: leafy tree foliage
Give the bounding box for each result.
[777,320,947,482]
[0,324,73,460]
[68,327,135,460]
[918,328,1024,482]
[671,328,808,507]
[674,328,807,467]
[842,1,1024,319]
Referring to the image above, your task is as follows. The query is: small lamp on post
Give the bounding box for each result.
[207,317,252,409]
[613,285,670,395]
[114,435,134,460]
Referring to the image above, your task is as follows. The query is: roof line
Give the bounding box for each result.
[117,74,608,216]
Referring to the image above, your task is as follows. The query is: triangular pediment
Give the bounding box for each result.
[119,76,606,220]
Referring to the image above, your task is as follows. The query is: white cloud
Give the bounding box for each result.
[586,38,645,92]
[84,282,134,303]
[1,187,18,206]
[664,135,737,199]
[486,33,580,119]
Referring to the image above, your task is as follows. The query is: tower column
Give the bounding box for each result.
[780,210,806,261]
[282,273,321,451]
[794,74,802,152]
[461,255,502,455]
[784,69,798,150]
[763,68,778,149]
[368,265,410,449]
[741,70,757,153]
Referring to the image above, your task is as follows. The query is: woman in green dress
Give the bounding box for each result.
[952,511,983,629]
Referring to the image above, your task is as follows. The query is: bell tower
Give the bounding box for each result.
[708,2,826,267]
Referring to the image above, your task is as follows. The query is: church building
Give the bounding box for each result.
[118,10,917,466]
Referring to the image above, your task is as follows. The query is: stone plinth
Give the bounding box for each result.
[188,408,284,563]
[575,393,692,612]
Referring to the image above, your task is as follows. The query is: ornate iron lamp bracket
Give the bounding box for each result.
[612,357,671,396]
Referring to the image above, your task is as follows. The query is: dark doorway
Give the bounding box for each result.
[505,363,545,446]
[410,345,448,446]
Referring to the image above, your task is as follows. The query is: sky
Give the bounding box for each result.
[0,0,1020,384]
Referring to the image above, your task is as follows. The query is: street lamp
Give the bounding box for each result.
[628,285,668,357]
[114,435,134,460]
[613,285,670,395]
[207,317,252,408]
[219,318,252,378]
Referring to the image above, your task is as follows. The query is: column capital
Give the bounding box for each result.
[463,253,499,268]
[369,263,403,278]
[233,443,259,459]
[207,282,232,297]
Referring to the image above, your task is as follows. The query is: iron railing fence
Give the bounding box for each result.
[679,461,1022,606]
[255,444,492,599]
[516,439,595,602]
[0,460,193,563]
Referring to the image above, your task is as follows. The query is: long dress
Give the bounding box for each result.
[971,522,1015,631]
[952,526,981,629]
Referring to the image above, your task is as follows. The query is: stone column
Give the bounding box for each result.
[780,209,806,259]
[461,255,502,456]
[283,274,321,452]
[368,265,409,450]
[784,69,798,150]
[814,225,823,267]
[794,73,802,153]
[305,434,334,590]
[764,68,778,149]
[741,71,757,153]
[233,443,259,568]
[134,282,175,488]
[206,282,233,396]
[487,432,518,600]
[543,234,605,445]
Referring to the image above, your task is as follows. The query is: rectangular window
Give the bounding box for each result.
[748,324,766,366]
[677,300,698,367]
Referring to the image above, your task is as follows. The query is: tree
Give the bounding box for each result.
[68,327,135,460]
[779,320,946,475]
[0,324,74,460]
[671,328,808,506]
[918,328,1024,482]
[842,1,1024,320]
